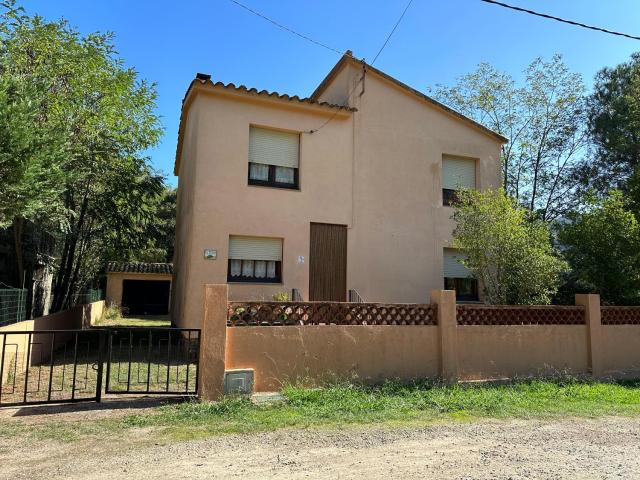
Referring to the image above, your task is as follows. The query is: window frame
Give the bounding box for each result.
[248,162,300,190]
[227,259,282,284]
[441,155,477,207]
[444,277,479,302]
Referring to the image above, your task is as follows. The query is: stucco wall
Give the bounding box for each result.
[601,326,640,378]
[106,272,172,307]
[195,290,640,400]
[172,98,201,325]
[173,67,502,328]
[0,300,104,383]
[226,325,440,391]
[174,90,354,328]
[457,325,590,380]
[337,63,502,303]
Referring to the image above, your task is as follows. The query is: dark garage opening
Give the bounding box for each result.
[121,280,171,316]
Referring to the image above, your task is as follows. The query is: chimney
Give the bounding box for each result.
[196,72,211,81]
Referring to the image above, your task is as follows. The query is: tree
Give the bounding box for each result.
[586,53,640,194]
[0,2,164,310]
[103,186,176,264]
[557,191,640,305]
[431,55,589,221]
[136,187,176,263]
[451,188,566,305]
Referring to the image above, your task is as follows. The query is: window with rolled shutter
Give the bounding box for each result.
[443,248,472,278]
[228,236,283,283]
[442,155,476,206]
[248,127,299,189]
[443,248,478,301]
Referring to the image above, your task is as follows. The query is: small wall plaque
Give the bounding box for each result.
[204,249,217,260]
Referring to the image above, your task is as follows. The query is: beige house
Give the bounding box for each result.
[171,52,506,328]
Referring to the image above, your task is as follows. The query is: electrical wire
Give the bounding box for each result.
[308,0,414,134]
[371,0,414,65]
[480,0,640,41]
[228,0,343,54]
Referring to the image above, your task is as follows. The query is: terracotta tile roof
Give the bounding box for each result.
[174,74,356,175]
[188,74,356,113]
[106,262,173,274]
[208,80,357,112]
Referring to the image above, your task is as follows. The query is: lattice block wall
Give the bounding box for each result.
[601,307,640,325]
[456,305,585,325]
[227,302,438,326]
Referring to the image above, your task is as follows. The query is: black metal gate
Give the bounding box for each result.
[0,329,104,407]
[0,327,200,407]
[104,328,200,395]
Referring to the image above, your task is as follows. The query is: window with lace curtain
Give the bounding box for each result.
[227,235,283,283]
[248,126,299,189]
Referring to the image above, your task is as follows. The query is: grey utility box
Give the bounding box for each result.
[224,369,254,395]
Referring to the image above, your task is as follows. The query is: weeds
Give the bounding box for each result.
[5,378,640,443]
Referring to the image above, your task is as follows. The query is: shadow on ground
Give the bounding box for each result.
[4,395,188,418]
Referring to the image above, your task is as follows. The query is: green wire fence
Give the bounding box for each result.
[0,288,27,327]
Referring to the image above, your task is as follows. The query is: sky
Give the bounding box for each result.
[19,0,640,187]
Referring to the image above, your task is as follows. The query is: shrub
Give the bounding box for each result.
[272,291,290,301]
[452,188,566,304]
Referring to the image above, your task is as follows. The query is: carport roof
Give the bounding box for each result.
[106,262,173,274]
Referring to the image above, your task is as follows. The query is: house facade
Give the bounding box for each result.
[171,52,505,328]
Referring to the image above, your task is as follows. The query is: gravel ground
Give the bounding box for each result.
[1,415,640,479]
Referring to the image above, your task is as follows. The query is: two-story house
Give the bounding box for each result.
[171,52,506,328]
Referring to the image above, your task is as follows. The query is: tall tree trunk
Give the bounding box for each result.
[52,194,89,312]
[12,217,24,288]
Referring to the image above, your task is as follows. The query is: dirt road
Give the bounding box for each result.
[2,415,640,479]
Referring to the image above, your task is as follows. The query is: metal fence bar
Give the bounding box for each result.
[146,330,152,393]
[46,333,56,401]
[165,330,171,392]
[0,334,6,402]
[95,332,104,403]
[71,332,79,401]
[22,333,32,403]
[103,328,199,396]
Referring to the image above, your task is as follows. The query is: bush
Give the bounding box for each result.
[272,291,290,301]
[452,188,566,304]
[103,305,122,321]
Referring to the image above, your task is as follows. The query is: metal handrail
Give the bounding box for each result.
[348,289,364,303]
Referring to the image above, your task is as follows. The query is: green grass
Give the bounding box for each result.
[3,378,640,443]
[95,315,171,327]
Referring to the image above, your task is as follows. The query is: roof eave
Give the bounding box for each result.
[312,54,508,145]
[174,78,356,176]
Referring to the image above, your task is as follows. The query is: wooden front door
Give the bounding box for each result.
[309,223,347,301]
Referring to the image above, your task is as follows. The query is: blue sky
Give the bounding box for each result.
[20,0,640,186]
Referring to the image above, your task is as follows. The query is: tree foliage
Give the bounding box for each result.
[557,191,640,305]
[586,53,640,194]
[0,2,164,310]
[451,188,566,305]
[431,55,588,221]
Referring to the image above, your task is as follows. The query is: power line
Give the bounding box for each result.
[371,0,414,65]
[480,0,640,41]
[309,0,414,134]
[228,0,343,54]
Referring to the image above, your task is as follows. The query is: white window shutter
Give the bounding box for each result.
[249,127,299,169]
[443,248,472,278]
[442,156,476,190]
[229,236,283,261]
